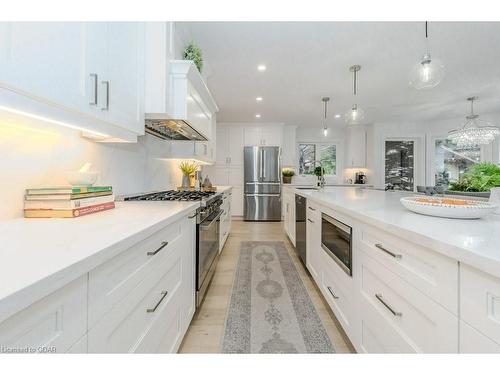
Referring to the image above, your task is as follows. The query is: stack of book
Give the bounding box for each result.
[24,186,115,218]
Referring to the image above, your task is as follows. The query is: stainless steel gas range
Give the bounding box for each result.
[124,190,223,308]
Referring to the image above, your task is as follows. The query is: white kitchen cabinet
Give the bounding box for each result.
[220,189,232,252]
[282,125,297,168]
[346,126,367,168]
[0,22,145,142]
[305,200,321,282]
[244,125,283,146]
[460,320,500,353]
[357,250,458,353]
[0,275,87,354]
[216,125,245,166]
[216,126,229,165]
[282,189,296,246]
[231,186,244,216]
[460,264,500,346]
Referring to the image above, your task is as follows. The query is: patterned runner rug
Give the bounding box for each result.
[221,241,335,353]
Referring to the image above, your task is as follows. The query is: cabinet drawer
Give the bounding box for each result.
[460,264,500,345]
[460,320,500,353]
[358,251,458,353]
[88,218,184,327]
[320,255,354,336]
[88,244,184,353]
[359,224,458,314]
[0,275,87,353]
[306,200,321,222]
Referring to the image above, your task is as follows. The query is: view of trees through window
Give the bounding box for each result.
[298,143,336,175]
[435,139,480,188]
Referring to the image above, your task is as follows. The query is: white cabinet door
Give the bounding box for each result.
[306,201,321,282]
[244,127,262,146]
[216,126,228,165]
[231,186,244,216]
[261,126,283,146]
[347,127,366,168]
[0,22,86,112]
[213,167,229,186]
[460,320,500,353]
[228,126,245,165]
[228,166,244,186]
[105,22,145,135]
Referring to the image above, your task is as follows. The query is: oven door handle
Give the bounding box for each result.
[200,210,223,230]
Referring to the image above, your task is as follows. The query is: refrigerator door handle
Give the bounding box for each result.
[245,182,280,185]
[262,148,266,180]
[245,194,281,197]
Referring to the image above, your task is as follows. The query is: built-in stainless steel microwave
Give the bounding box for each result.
[321,213,352,276]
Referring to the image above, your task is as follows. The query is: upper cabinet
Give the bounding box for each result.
[216,126,245,166]
[346,126,367,168]
[243,125,283,146]
[0,22,145,142]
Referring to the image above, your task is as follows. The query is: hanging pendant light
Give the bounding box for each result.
[448,97,499,149]
[322,97,330,137]
[345,65,365,125]
[409,22,445,89]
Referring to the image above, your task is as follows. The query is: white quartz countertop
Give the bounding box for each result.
[0,201,199,322]
[293,187,500,278]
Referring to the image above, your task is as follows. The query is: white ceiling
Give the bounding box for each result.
[177,21,500,128]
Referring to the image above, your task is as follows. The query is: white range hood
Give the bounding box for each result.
[145,26,218,141]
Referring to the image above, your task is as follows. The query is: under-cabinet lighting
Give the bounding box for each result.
[0,105,109,139]
[161,158,212,166]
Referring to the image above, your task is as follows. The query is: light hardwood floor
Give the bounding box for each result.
[178,220,355,353]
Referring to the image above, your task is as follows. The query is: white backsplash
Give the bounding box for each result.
[0,119,183,220]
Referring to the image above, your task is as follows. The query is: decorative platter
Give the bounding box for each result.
[400,196,498,219]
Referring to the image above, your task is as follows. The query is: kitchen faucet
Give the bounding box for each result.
[310,160,325,189]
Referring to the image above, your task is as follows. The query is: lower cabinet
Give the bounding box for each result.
[305,200,321,282]
[220,189,232,252]
[0,212,196,354]
[282,189,295,246]
[459,320,500,353]
[0,275,87,354]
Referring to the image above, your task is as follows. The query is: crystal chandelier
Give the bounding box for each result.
[345,65,365,125]
[322,97,330,137]
[448,97,499,149]
[409,22,445,90]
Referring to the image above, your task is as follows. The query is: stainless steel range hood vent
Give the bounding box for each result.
[145,119,208,141]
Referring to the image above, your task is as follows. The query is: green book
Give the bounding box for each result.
[26,186,112,195]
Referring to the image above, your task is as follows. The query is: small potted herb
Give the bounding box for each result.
[179,161,199,188]
[282,169,295,184]
[183,43,203,73]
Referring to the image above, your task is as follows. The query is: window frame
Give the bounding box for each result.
[297,141,339,177]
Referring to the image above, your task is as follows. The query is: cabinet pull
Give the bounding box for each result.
[375,294,402,317]
[307,218,314,223]
[101,80,109,110]
[89,73,98,105]
[375,243,402,259]
[327,286,339,299]
[147,241,168,256]
[188,213,197,219]
[147,291,168,313]
[308,206,316,211]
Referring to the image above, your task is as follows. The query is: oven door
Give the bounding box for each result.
[197,210,222,298]
[321,213,352,276]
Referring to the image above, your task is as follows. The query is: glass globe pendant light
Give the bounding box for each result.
[448,97,500,149]
[345,65,365,125]
[409,22,445,90]
[322,97,330,137]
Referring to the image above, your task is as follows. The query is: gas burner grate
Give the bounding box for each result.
[125,190,216,202]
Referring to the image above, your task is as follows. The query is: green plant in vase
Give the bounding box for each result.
[179,161,199,188]
[183,43,203,73]
[282,169,295,184]
[449,162,500,192]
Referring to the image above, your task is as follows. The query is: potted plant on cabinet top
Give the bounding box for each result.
[183,43,203,73]
[282,168,295,184]
[179,161,199,189]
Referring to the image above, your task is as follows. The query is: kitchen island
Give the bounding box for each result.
[283,185,500,353]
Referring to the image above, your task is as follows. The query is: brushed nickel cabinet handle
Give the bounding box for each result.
[327,286,339,299]
[308,206,316,211]
[375,243,402,259]
[89,73,98,105]
[147,291,168,313]
[188,213,197,219]
[375,294,402,316]
[307,218,314,223]
[147,241,168,256]
[101,81,109,110]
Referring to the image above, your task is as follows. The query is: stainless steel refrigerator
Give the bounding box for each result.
[243,146,282,221]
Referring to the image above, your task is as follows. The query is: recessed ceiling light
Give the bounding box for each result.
[257,64,266,71]
[255,114,261,118]
[335,114,341,118]
[256,97,263,102]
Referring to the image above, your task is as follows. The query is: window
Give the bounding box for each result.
[298,143,337,175]
[435,139,480,188]
[385,140,415,191]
